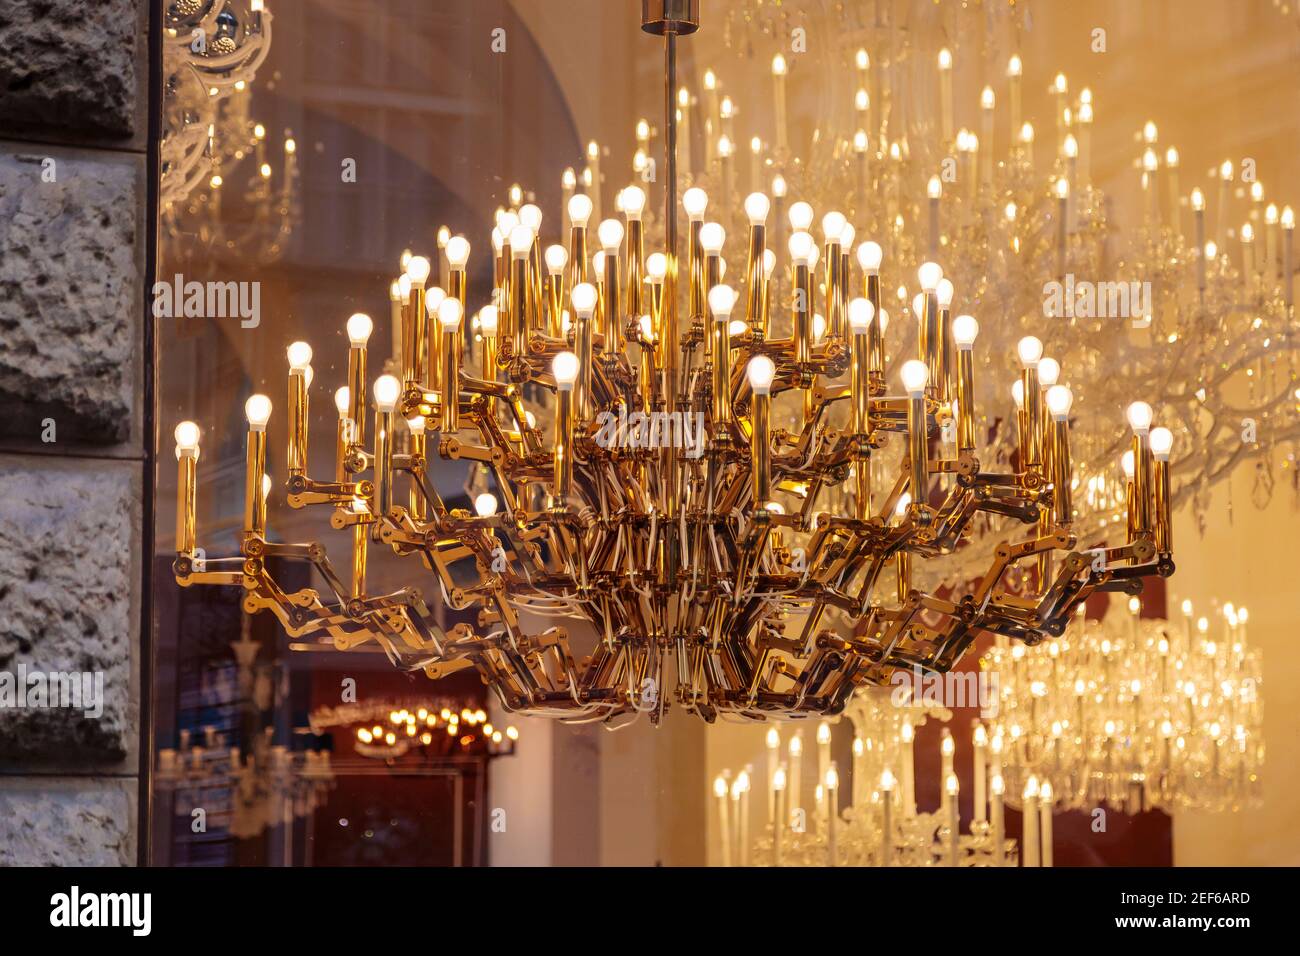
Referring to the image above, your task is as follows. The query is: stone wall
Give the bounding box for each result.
[0,0,150,864]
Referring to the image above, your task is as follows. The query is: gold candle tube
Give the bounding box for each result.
[955,348,976,453]
[244,428,267,539]
[824,241,842,338]
[896,552,912,603]
[441,322,461,433]
[1021,366,1042,468]
[907,393,928,512]
[334,409,349,484]
[388,283,403,370]
[373,407,394,527]
[347,345,367,447]
[572,289,597,421]
[407,281,427,386]
[286,369,308,476]
[689,218,705,321]
[1153,456,1172,554]
[351,522,368,598]
[865,271,883,380]
[176,446,198,555]
[511,250,529,366]
[408,420,427,520]
[793,262,812,364]
[639,317,657,412]
[752,391,771,503]
[554,387,574,498]
[850,323,871,436]
[711,310,732,427]
[839,249,851,340]
[937,305,953,402]
[546,271,566,339]
[1052,419,1073,526]
[922,291,940,393]
[602,247,622,352]
[528,241,545,336]
[704,252,721,361]
[1132,432,1153,536]
[626,217,645,320]
[480,307,499,381]
[449,267,467,326]
[567,224,588,292]
[745,223,766,327]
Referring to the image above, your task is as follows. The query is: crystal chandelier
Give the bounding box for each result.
[716,689,1031,866]
[696,0,1298,564]
[985,596,1263,815]
[170,1,1175,724]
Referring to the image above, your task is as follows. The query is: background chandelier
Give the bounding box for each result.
[987,596,1263,815]
[170,2,1175,724]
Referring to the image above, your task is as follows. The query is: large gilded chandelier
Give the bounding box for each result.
[170,1,1175,724]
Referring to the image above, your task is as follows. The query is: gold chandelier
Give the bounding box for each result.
[170,1,1175,724]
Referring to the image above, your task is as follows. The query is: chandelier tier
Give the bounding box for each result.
[171,3,1174,724]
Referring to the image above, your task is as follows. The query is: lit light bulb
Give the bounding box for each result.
[1046,384,1073,420]
[1126,400,1153,433]
[812,313,826,343]
[747,355,776,395]
[1037,357,1060,387]
[174,421,200,452]
[1121,449,1135,479]
[438,297,463,329]
[857,241,883,272]
[424,287,446,317]
[571,283,598,317]
[445,236,470,268]
[951,314,979,348]
[788,231,815,264]
[1011,380,1025,409]
[568,193,594,227]
[708,284,736,319]
[762,249,776,278]
[346,313,373,347]
[519,203,542,232]
[900,359,928,396]
[509,224,535,257]
[406,255,431,286]
[848,297,874,333]
[1149,426,1173,460]
[744,192,771,224]
[839,222,856,248]
[728,319,748,336]
[646,253,667,281]
[771,174,787,198]
[286,341,313,370]
[1016,335,1043,367]
[789,201,814,231]
[407,415,426,435]
[699,222,725,254]
[935,278,954,308]
[334,387,350,418]
[245,394,272,429]
[544,244,568,275]
[474,493,498,517]
[597,218,624,253]
[552,350,580,388]
[928,176,942,199]
[479,305,498,336]
[917,261,943,291]
[682,187,708,220]
[621,185,646,219]
[821,211,847,242]
[877,309,889,335]
[373,375,401,413]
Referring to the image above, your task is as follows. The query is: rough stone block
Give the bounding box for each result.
[0,455,139,764]
[0,149,140,446]
[0,778,136,866]
[0,0,142,143]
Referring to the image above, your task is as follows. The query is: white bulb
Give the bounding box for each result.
[438,297,463,329]
[334,387,350,417]
[445,236,470,268]
[621,185,646,218]
[597,218,625,253]
[728,319,748,336]
[303,366,314,390]
[1011,379,1025,409]
[771,174,787,198]
[789,201,814,231]
[952,314,979,348]
[1126,400,1153,433]
[917,261,943,291]
[935,278,954,308]
[912,293,925,318]
[857,241,883,271]
[174,420,200,451]
[491,227,504,252]
[646,252,668,281]
[407,415,426,435]
[373,374,401,413]
[812,313,827,343]
[497,209,518,236]
[1150,426,1173,460]
[839,222,856,248]
[762,248,776,278]
[747,355,776,395]
[346,313,373,347]
[567,193,593,227]
[1017,335,1043,367]
[744,192,771,224]
[788,231,815,264]
[708,284,736,319]
[398,274,411,302]
[683,187,708,219]
[640,315,656,341]
[1046,384,1073,419]
[848,297,874,333]
[406,255,431,285]
[474,492,498,517]
[544,244,568,275]
[1121,449,1135,479]
[877,309,889,335]
[552,350,580,387]
[519,203,542,231]
[286,341,313,370]
[479,305,499,336]
[571,283,598,316]
[423,287,446,317]
[592,251,605,274]
[245,394,272,429]
[900,359,929,395]
[821,211,847,242]
[699,222,725,254]
[509,224,535,258]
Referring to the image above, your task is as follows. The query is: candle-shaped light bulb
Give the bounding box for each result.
[245,394,272,429]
